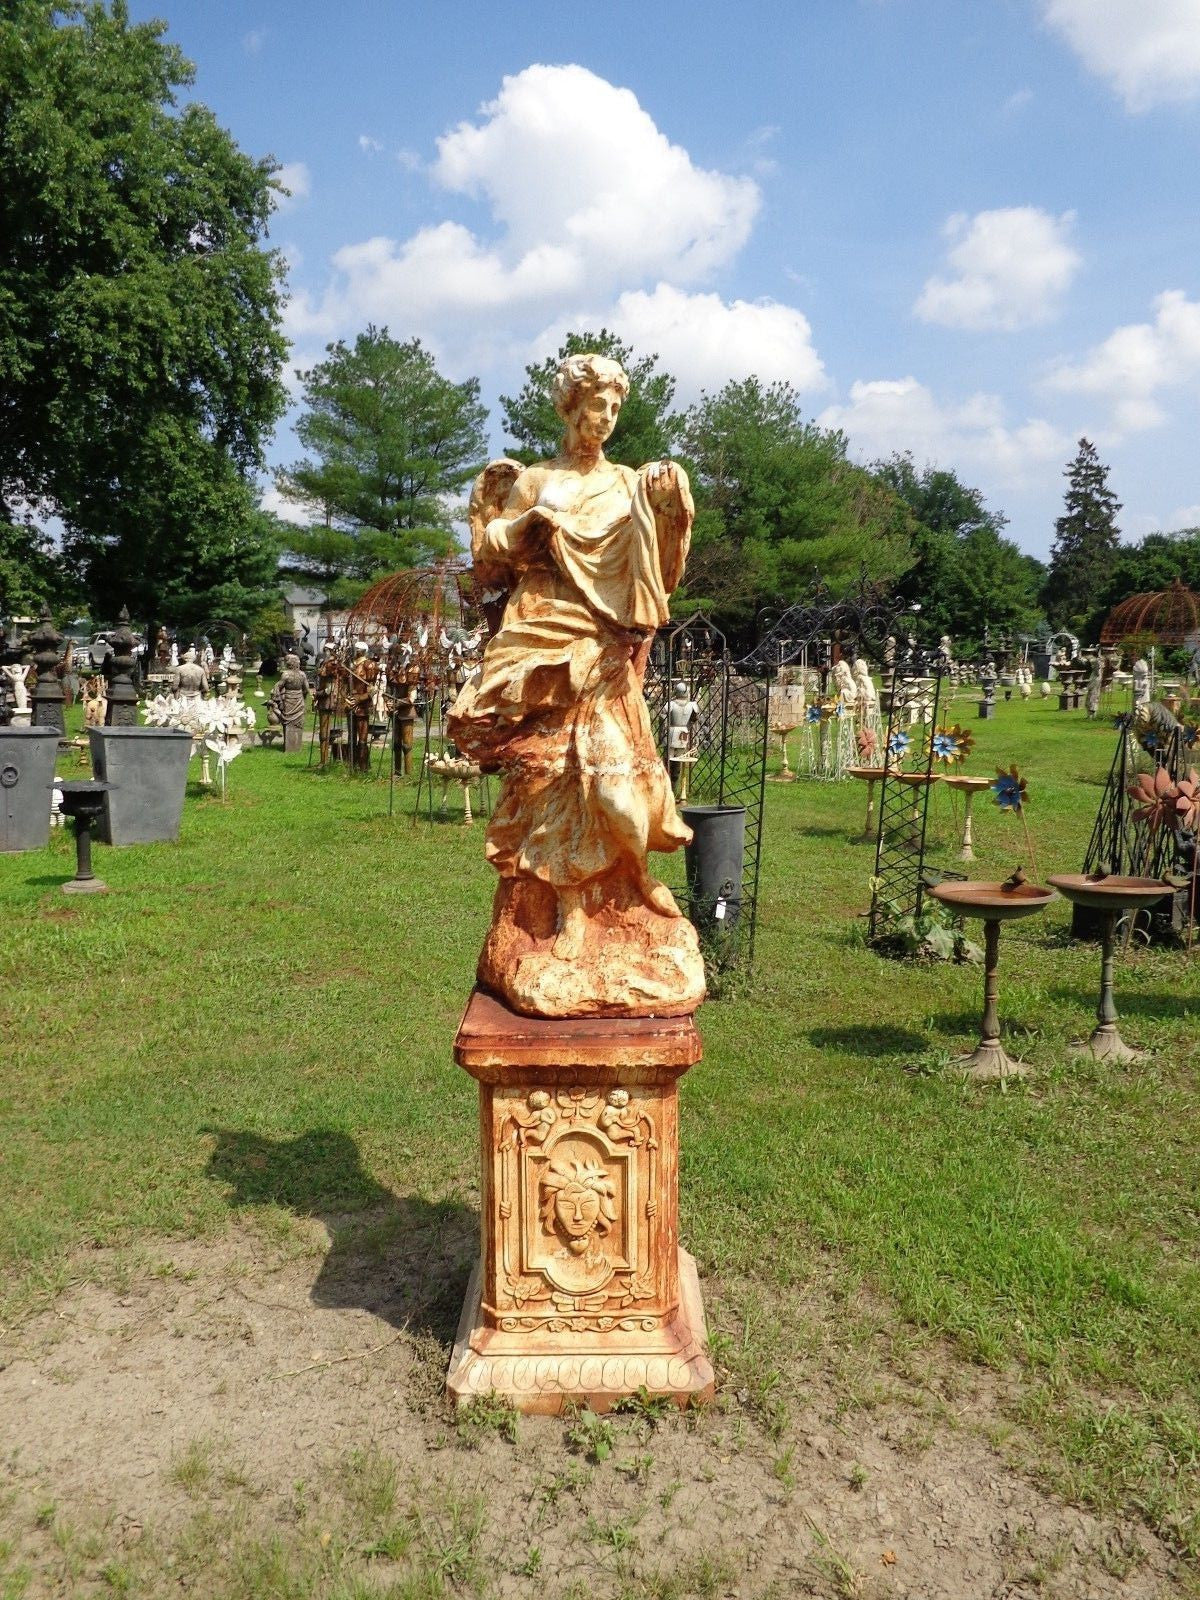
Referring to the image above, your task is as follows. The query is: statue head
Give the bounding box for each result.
[539,1153,617,1255]
[552,353,629,446]
[283,653,300,671]
[182,646,197,664]
[671,680,688,699]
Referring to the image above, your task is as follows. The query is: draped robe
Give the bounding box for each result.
[449,457,694,896]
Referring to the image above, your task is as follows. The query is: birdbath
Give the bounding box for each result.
[56,779,114,895]
[927,879,1057,1081]
[940,774,992,860]
[846,764,887,839]
[1047,874,1174,1062]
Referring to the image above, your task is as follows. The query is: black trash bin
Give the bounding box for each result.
[680,803,746,932]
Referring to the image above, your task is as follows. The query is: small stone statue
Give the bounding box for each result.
[173,646,209,703]
[939,635,954,665]
[1085,656,1103,717]
[169,641,179,668]
[851,658,877,711]
[268,652,310,753]
[883,636,896,672]
[831,657,857,707]
[1132,657,1151,707]
[2,661,31,725]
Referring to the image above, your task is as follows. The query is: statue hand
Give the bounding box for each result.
[645,460,682,514]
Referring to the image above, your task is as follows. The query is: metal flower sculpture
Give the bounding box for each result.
[857,725,879,762]
[993,764,1036,876]
[886,728,912,763]
[1128,765,1178,832]
[991,765,1026,812]
[1175,768,1200,832]
[930,723,973,767]
[805,702,824,725]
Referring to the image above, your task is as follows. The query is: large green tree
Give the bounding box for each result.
[500,329,680,468]
[0,0,288,631]
[277,328,487,601]
[0,514,72,620]
[1042,438,1122,626]
[679,378,915,621]
[875,453,1044,641]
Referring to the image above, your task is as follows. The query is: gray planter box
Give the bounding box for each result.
[88,726,192,845]
[0,726,59,851]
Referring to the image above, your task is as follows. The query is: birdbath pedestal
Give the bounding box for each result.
[56,779,114,894]
[1047,875,1174,1062]
[940,774,992,860]
[928,879,1057,1082]
[846,765,886,840]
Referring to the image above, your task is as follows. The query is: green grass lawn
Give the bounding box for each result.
[2,692,1197,1557]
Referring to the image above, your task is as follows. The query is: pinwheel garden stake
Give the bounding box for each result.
[991,764,1038,883]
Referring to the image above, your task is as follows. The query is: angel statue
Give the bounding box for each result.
[448,352,705,1018]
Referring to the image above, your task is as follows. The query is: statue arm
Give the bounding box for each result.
[640,461,694,595]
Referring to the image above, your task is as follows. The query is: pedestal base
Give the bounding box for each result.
[1069,1026,1146,1064]
[446,1247,714,1414]
[63,876,108,895]
[448,989,713,1415]
[949,1041,1029,1082]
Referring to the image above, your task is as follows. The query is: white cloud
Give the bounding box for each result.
[1001,87,1034,115]
[358,134,384,155]
[271,162,310,212]
[1169,503,1200,528]
[395,147,423,172]
[242,28,265,55]
[259,485,313,526]
[818,377,1069,487]
[1041,0,1200,111]
[291,65,761,344]
[1044,289,1200,433]
[536,284,826,404]
[914,207,1080,331]
[433,65,759,286]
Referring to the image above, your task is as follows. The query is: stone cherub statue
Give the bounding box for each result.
[448,352,704,1019]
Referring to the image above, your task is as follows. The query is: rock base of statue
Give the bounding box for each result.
[477,873,706,1020]
[446,988,714,1415]
[283,723,303,754]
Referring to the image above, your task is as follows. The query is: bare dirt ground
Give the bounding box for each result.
[0,1205,1190,1600]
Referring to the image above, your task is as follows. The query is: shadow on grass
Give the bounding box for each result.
[806,1023,930,1057]
[203,1127,476,1344]
[1048,987,1194,1022]
[25,874,70,887]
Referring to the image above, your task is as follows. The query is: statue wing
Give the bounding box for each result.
[469,457,524,638]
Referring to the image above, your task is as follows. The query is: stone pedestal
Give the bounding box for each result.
[446,989,714,1415]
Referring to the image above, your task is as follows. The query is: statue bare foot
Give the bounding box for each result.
[551,892,587,960]
[642,876,681,918]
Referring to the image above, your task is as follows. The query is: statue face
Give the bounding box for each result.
[569,380,624,447]
[553,1181,603,1252]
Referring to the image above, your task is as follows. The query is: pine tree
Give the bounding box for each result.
[1042,439,1121,625]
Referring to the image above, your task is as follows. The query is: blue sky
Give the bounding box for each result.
[131,0,1200,558]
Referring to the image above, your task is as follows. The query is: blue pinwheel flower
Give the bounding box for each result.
[806,703,823,724]
[832,699,845,718]
[887,729,911,759]
[992,766,1026,812]
[932,731,958,761]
